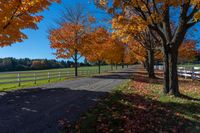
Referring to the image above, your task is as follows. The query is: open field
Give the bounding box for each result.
[0,65,115,92]
[67,67,200,133]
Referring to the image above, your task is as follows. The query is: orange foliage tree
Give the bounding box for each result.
[124,50,137,66]
[105,38,126,70]
[96,0,200,95]
[178,40,198,63]
[49,4,94,76]
[0,0,59,47]
[83,28,109,74]
[49,23,86,76]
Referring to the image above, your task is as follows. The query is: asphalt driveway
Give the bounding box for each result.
[0,67,134,133]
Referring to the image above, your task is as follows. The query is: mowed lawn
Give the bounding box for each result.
[0,65,112,92]
[179,64,200,68]
[65,68,200,133]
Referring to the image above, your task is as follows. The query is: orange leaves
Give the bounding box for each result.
[33,16,44,23]
[178,40,198,62]
[83,28,109,62]
[88,16,96,23]
[49,23,85,59]
[127,41,147,62]
[0,0,59,47]
[105,38,125,64]
[82,27,126,64]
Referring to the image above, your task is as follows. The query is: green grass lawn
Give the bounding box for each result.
[64,70,200,133]
[0,65,113,92]
[179,63,200,68]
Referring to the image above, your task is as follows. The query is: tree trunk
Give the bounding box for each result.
[121,60,124,69]
[74,50,78,77]
[163,49,170,94]
[169,49,180,96]
[147,49,155,78]
[98,60,101,74]
[115,64,117,70]
[127,64,128,68]
[111,60,113,71]
[145,58,149,71]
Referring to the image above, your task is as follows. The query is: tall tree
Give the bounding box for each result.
[49,4,93,76]
[49,23,85,76]
[83,28,109,74]
[128,29,160,78]
[96,0,200,96]
[105,38,126,69]
[0,0,59,47]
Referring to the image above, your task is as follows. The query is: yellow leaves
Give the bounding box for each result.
[194,12,200,21]
[112,14,147,44]
[99,0,108,6]
[147,12,163,24]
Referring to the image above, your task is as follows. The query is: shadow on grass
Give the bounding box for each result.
[178,94,200,101]
[72,91,200,133]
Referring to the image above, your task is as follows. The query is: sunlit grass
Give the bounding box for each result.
[65,71,200,133]
[0,65,113,92]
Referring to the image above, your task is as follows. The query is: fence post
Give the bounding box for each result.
[191,67,195,80]
[17,73,21,87]
[184,67,187,79]
[34,73,36,84]
[48,72,50,83]
[59,72,61,80]
[80,70,82,77]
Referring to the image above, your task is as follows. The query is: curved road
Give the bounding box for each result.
[0,67,134,133]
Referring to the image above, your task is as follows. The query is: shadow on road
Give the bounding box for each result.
[0,87,108,133]
[92,69,134,80]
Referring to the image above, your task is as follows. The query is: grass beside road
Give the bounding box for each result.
[179,63,200,68]
[0,65,113,92]
[64,68,200,133]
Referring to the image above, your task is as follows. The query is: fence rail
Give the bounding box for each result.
[0,67,113,86]
[154,65,200,80]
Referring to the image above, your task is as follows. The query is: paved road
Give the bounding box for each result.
[0,67,134,133]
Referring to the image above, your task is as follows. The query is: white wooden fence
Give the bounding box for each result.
[0,67,111,87]
[154,65,200,80]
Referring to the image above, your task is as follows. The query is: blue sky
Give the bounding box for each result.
[0,1,199,61]
[0,0,108,61]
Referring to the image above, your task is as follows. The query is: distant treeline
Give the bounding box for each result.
[0,58,91,72]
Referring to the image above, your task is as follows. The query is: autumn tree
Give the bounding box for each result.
[129,29,161,78]
[127,40,147,66]
[104,38,126,69]
[0,0,59,47]
[49,23,85,76]
[96,0,200,96]
[83,28,109,74]
[49,4,93,76]
[178,40,197,63]
[124,49,137,67]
